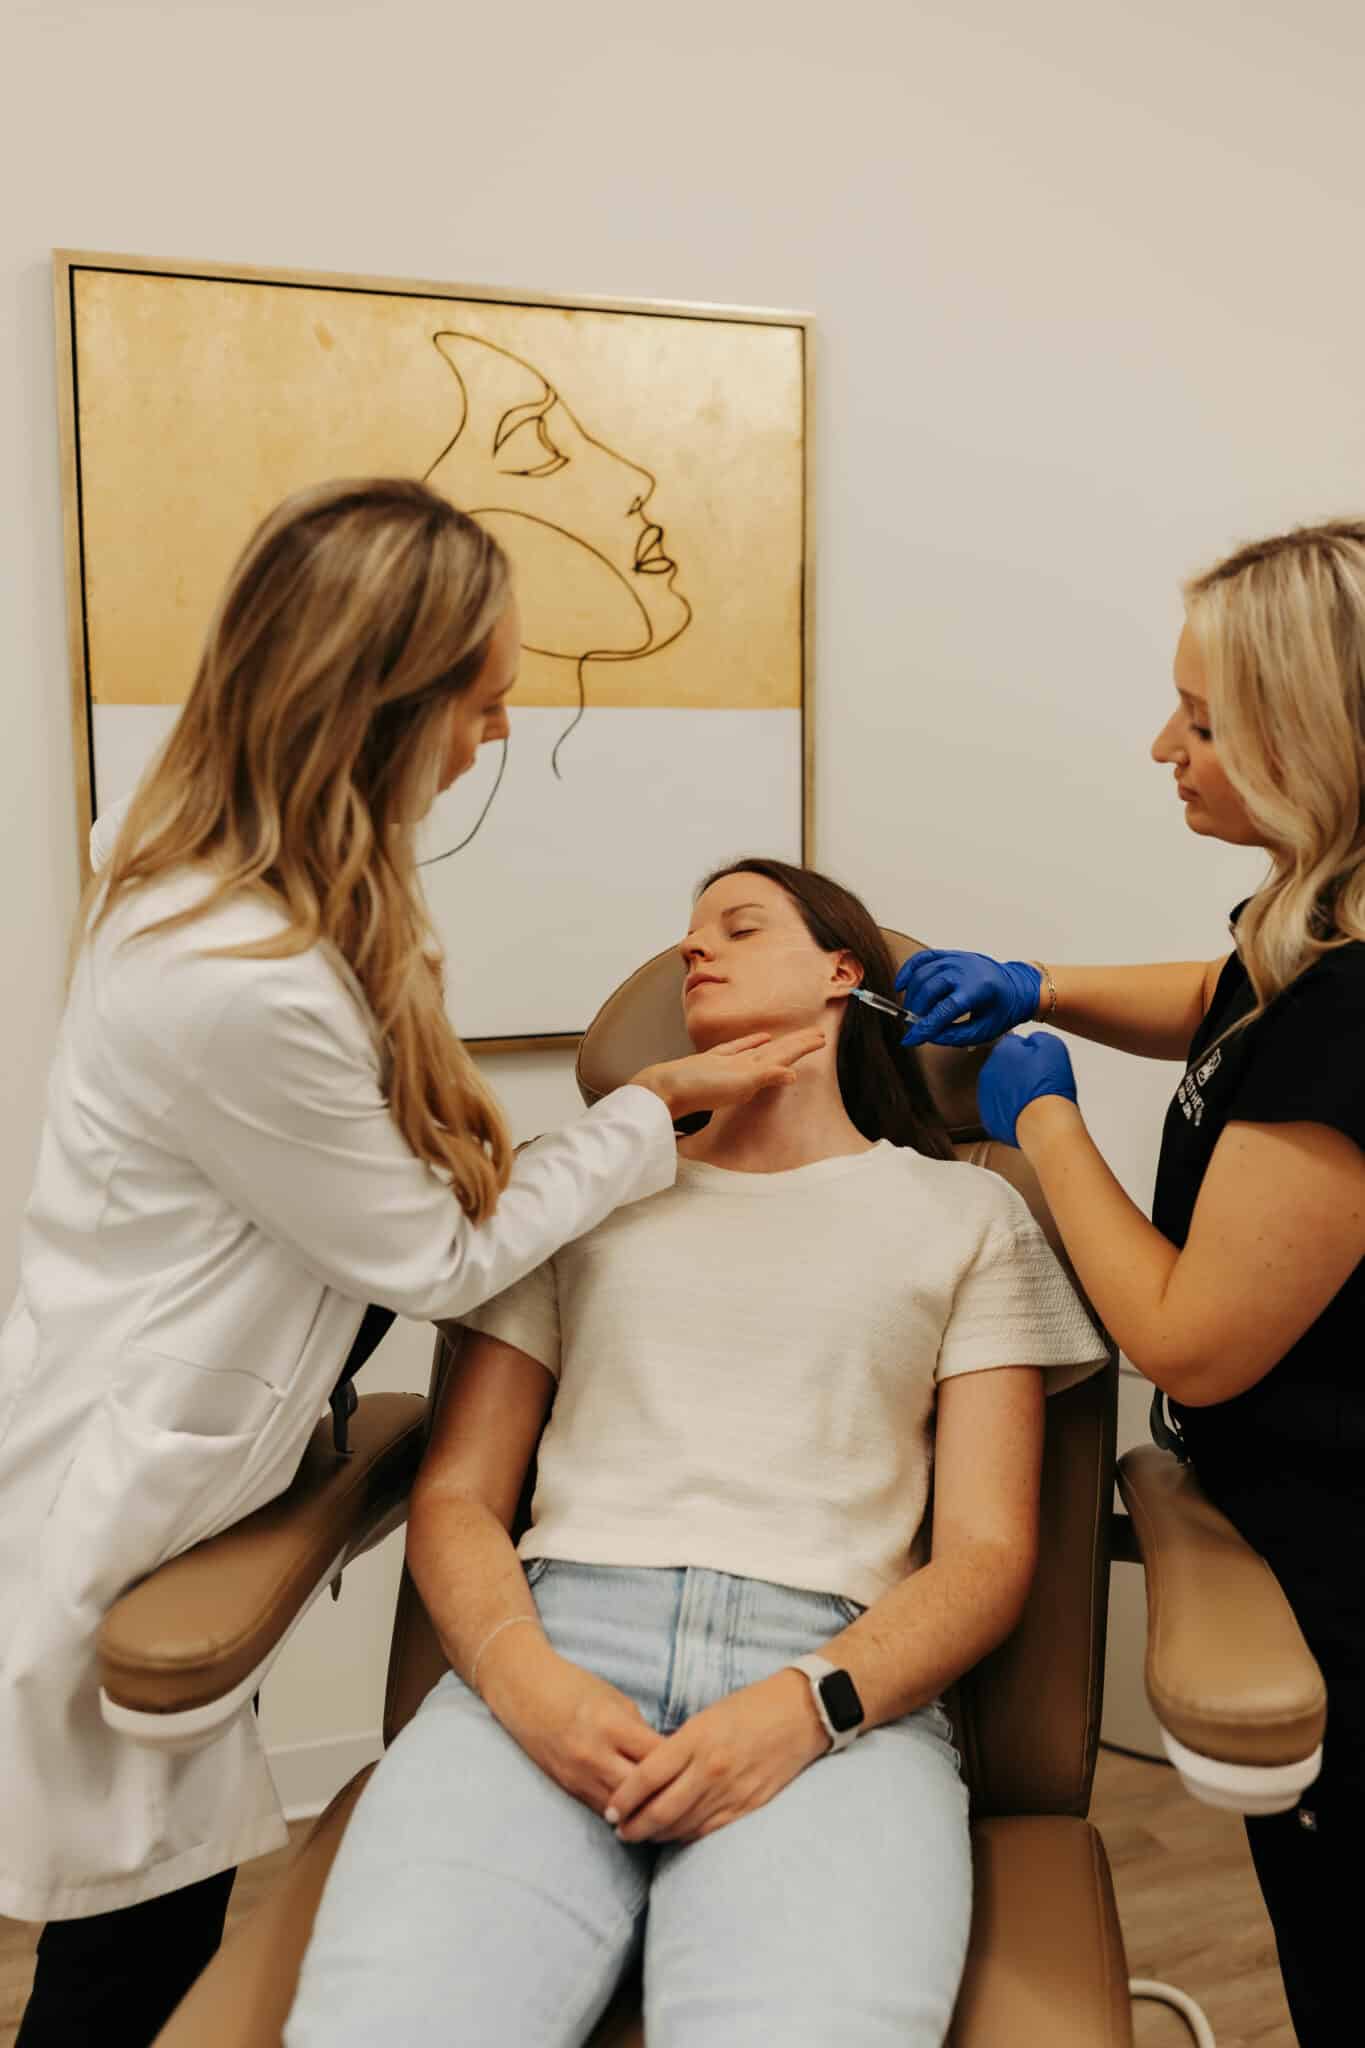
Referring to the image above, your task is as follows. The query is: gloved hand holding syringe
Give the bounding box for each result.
[889,951,1044,1048]
[872,951,1078,1151]
[848,947,1043,1045]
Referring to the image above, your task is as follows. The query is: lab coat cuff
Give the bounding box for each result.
[595,1084,679,1199]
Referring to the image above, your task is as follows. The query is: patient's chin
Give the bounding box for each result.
[688,1022,745,1053]
[689,1008,798,1054]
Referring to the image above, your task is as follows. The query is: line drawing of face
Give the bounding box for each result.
[423,330,693,777]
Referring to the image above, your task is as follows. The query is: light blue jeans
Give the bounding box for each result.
[286,1563,972,2047]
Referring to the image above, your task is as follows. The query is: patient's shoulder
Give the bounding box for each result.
[882,1143,1041,1238]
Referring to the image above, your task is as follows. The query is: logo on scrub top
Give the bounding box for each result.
[1177,1047,1222,1127]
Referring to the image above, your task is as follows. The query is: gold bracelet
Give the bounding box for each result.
[1038,964,1059,1020]
[469,1614,537,1691]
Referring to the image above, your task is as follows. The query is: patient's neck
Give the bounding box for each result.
[679,1047,873,1175]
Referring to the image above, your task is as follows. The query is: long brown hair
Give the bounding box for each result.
[699,857,956,1160]
[1184,518,1365,1042]
[88,477,514,1222]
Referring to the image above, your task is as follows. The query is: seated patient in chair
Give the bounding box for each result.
[286,860,1109,2048]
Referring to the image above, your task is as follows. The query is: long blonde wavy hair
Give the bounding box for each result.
[87,477,514,1221]
[1184,519,1365,1033]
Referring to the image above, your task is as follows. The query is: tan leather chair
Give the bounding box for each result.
[94,929,1326,2047]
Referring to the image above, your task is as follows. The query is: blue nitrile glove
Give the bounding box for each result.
[895,949,1042,1049]
[977,1031,1078,1148]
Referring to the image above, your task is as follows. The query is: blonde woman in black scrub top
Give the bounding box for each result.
[898,520,1365,2047]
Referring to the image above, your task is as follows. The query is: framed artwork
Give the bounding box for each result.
[53,251,812,1048]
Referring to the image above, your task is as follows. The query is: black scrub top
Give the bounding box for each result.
[1152,904,1365,1518]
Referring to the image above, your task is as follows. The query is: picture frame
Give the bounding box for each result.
[54,250,813,1050]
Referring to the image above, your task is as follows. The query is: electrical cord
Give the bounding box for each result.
[1130,1977,1216,2045]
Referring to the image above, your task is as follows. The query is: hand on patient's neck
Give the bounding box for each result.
[678,1019,872,1174]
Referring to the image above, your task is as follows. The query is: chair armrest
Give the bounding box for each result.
[1116,1444,1325,1813]
[97,1392,427,1749]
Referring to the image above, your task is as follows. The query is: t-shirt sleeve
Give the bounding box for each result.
[937,1186,1111,1396]
[1223,954,1365,1150]
[457,1257,562,1380]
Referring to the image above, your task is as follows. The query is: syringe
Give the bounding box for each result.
[848,987,919,1028]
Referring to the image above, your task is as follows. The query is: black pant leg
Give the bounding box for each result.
[16,1865,236,2048]
[1193,1471,1365,2047]
[1244,1800,1349,2047]
[1241,1602,1363,2046]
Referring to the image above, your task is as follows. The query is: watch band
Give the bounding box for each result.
[786,1653,865,1754]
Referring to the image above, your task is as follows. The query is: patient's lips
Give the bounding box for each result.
[684,971,725,997]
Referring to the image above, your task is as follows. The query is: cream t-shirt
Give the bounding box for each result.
[460,1139,1110,1605]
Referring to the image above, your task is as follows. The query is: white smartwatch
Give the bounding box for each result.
[787,1653,865,1754]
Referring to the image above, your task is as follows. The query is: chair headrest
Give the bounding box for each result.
[575,925,992,1140]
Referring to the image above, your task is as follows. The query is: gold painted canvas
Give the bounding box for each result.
[56,253,811,1046]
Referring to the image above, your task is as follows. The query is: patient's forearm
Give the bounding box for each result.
[1028,959,1217,1061]
[408,1495,1030,1743]
[824,1539,1034,1732]
[405,1487,546,1692]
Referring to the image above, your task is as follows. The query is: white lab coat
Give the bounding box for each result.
[0,855,674,1920]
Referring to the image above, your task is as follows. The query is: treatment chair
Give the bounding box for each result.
[94,928,1327,2047]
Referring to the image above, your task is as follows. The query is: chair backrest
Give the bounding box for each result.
[387,928,1117,1819]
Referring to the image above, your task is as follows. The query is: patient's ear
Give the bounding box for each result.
[828,950,863,994]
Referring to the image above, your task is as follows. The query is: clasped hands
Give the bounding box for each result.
[481,1633,828,1846]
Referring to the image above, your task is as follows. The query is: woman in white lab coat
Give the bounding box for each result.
[2,477,821,2046]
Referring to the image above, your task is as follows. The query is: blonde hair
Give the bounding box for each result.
[1183,519,1365,1034]
[88,477,514,1222]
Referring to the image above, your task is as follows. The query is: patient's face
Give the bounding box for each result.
[678,873,858,1050]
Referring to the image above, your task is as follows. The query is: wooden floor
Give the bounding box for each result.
[1095,1748,1294,2047]
[0,1747,1294,2045]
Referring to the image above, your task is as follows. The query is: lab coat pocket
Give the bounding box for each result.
[45,1353,282,1620]
[113,1344,283,1440]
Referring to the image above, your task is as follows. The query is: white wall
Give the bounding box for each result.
[7,0,1363,1789]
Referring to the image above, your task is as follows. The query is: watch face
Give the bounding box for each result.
[818,1668,864,1734]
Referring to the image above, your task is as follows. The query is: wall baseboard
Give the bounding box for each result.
[267,1731,384,1822]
